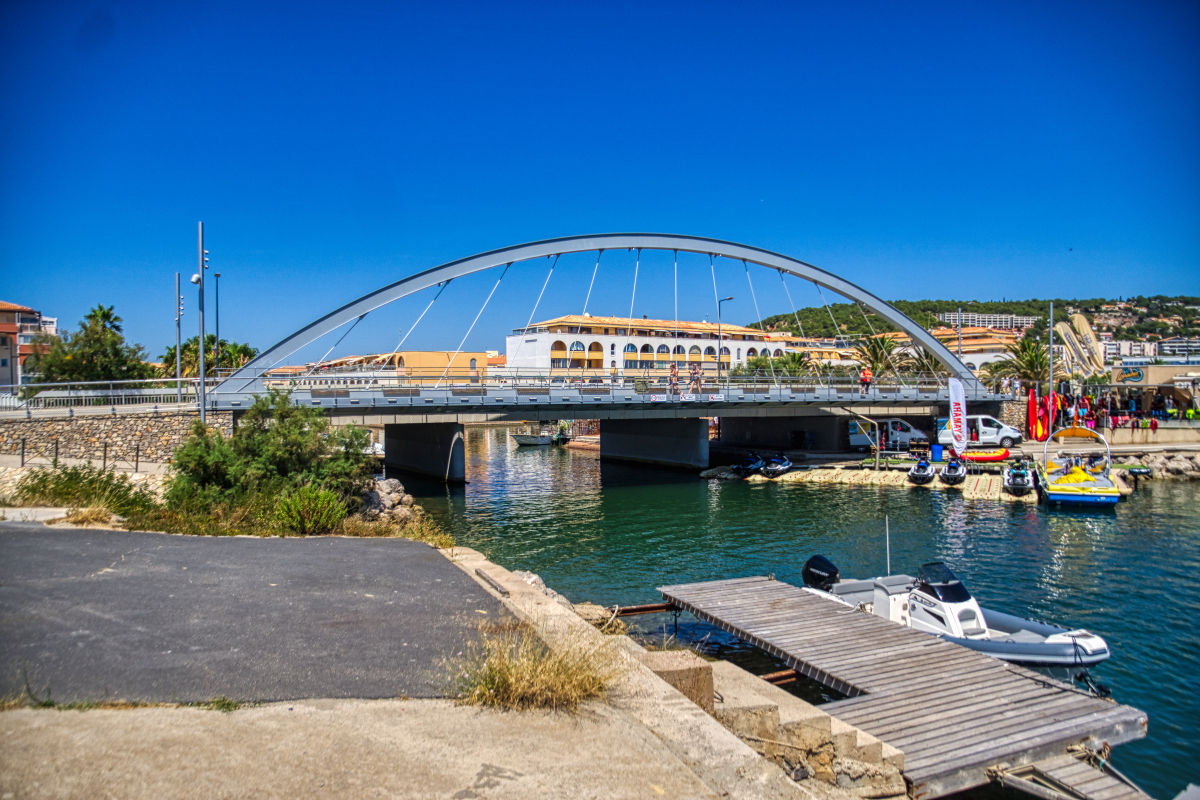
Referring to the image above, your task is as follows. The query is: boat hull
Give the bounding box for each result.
[511,434,552,446]
[1044,489,1120,505]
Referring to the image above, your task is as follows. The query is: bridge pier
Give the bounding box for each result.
[719,414,845,451]
[600,418,709,469]
[383,422,465,482]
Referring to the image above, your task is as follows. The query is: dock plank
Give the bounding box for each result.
[659,577,1148,800]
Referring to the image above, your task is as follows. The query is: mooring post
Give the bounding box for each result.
[21,438,26,467]
[102,442,107,471]
[53,439,59,464]
[134,443,139,473]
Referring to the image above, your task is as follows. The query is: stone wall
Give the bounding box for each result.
[997,399,1026,432]
[0,411,233,465]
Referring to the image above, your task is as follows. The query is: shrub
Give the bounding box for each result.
[449,621,621,712]
[15,464,156,517]
[275,486,346,535]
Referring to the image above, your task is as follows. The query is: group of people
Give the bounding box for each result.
[667,361,703,395]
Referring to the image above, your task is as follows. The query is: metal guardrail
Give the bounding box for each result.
[0,372,1015,418]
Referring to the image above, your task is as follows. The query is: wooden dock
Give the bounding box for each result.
[659,576,1147,799]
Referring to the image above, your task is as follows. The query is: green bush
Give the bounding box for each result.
[275,486,346,535]
[166,388,373,509]
[15,464,157,517]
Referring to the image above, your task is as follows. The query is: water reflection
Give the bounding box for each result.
[401,427,1200,800]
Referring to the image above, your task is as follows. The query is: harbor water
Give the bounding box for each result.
[405,426,1199,800]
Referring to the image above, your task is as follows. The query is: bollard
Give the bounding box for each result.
[134,444,139,473]
[21,438,26,467]
[103,442,108,471]
[54,439,59,464]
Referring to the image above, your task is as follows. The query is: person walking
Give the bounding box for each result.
[689,362,701,394]
[859,366,873,396]
[669,361,680,395]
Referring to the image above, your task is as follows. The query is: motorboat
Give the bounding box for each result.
[762,453,793,479]
[1036,426,1120,505]
[907,460,935,485]
[1003,459,1035,496]
[938,459,967,485]
[800,556,1110,672]
[552,432,572,445]
[511,429,553,446]
[731,452,766,477]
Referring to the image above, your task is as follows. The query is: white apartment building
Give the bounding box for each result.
[1103,340,1157,360]
[937,311,1039,330]
[505,314,770,374]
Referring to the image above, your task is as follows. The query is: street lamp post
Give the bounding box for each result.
[191,222,210,423]
[718,296,734,389]
[174,272,183,402]
[215,272,221,378]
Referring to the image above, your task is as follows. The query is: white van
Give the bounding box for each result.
[937,415,1023,448]
[849,419,930,452]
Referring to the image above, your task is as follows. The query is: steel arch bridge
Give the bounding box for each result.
[218,233,983,397]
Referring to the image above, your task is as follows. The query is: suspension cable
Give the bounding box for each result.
[778,270,821,388]
[379,280,453,370]
[304,312,368,378]
[509,256,558,376]
[815,284,845,348]
[435,264,510,388]
[855,300,909,387]
[709,254,720,382]
[624,249,640,375]
[743,261,778,387]
[674,251,679,364]
[581,250,603,317]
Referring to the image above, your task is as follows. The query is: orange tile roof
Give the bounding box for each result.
[531,314,765,337]
[0,301,36,313]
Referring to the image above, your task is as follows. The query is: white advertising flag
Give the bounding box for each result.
[948,378,968,455]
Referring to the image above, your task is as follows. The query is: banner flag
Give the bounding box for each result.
[948,378,968,455]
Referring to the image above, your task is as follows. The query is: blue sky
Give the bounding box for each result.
[2,0,1197,365]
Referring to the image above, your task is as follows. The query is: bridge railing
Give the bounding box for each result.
[0,377,213,415]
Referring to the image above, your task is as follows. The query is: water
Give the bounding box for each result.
[403,427,1199,800]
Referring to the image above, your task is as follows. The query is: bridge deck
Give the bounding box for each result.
[658,576,1147,800]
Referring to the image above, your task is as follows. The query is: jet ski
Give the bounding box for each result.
[731,452,766,477]
[938,458,967,485]
[907,459,935,485]
[800,556,1110,673]
[762,453,793,479]
[1003,459,1035,496]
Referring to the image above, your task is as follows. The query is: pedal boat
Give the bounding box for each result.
[1037,426,1120,505]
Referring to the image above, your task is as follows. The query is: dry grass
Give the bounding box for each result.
[401,515,455,549]
[51,506,115,526]
[338,516,401,538]
[449,620,624,712]
[337,514,455,548]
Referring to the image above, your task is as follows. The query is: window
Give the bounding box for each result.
[774,349,783,357]
[747,348,758,358]
[623,343,638,369]
[610,343,615,354]
[656,344,670,354]
[719,347,730,356]
[570,341,585,352]
[704,346,716,356]
[469,358,477,370]
[611,361,616,368]
[736,348,741,360]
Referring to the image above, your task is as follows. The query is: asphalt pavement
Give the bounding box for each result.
[0,523,508,703]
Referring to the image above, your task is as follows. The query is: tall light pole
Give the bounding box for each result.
[174,273,183,402]
[214,272,221,377]
[957,306,963,357]
[718,296,734,388]
[191,222,209,423]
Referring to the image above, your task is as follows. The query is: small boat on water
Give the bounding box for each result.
[1004,459,1035,496]
[800,556,1111,673]
[1037,426,1120,505]
[938,459,967,485]
[731,452,766,477]
[907,459,935,485]
[510,433,552,446]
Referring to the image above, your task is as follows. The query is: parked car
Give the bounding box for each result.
[849,418,929,452]
[936,415,1023,448]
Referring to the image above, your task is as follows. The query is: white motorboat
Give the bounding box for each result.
[510,432,553,446]
[800,556,1110,672]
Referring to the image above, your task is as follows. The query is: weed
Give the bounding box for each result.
[401,515,455,549]
[449,620,623,712]
[15,464,156,517]
[338,516,403,538]
[198,696,242,713]
[54,506,115,526]
[275,486,347,535]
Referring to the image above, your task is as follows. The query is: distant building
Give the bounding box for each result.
[0,300,53,387]
[504,314,768,374]
[264,350,490,385]
[936,311,1038,330]
[1156,337,1200,358]
[1103,340,1158,360]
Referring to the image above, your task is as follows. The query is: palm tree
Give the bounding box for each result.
[852,336,908,378]
[85,304,123,334]
[907,347,951,378]
[775,350,812,377]
[157,335,258,378]
[986,338,1065,392]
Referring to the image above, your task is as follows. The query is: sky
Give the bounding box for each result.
[2,0,1198,366]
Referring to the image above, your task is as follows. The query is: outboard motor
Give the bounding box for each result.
[802,555,840,592]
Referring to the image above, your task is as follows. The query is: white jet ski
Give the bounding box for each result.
[799,556,1110,672]
[907,460,935,485]
[1004,459,1035,496]
[938,459,967,485]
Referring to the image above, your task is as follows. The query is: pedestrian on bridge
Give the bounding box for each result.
[689,363,701,395]
[859,366,873,396]
[669,362,680,395]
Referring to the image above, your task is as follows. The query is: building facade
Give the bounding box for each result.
[1103,340,1158,360]
[0,301,54,388]
[1156,337,1200,358]
[504,314,769,374]
[936,311,1039,330]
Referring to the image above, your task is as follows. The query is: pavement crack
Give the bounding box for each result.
[93,548,140,576]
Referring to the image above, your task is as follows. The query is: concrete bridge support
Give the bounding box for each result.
[600,418,710,469]
[383,422,465,482]
[719,414,846,451]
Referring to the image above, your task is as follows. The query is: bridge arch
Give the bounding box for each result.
[219,233,982,392]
